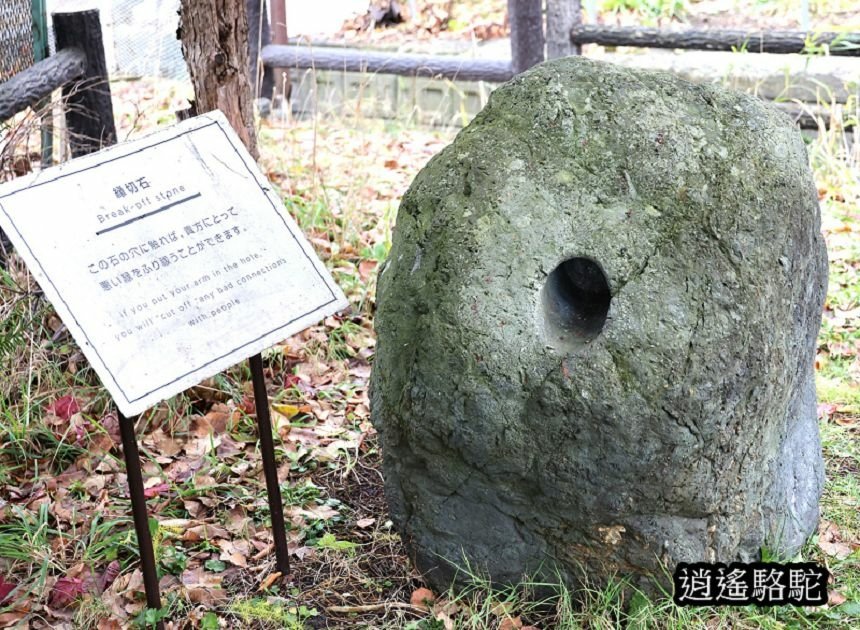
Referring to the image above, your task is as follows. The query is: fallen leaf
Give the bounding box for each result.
[818,403,838,420]
[358,259,378,282]
[272,403,302,419]
[490,600,513,617]
[99,561,121,592]
[410,587,436,610]
[819,540,854,559]
[46,394,81,421]
[434,610,455,630]
[0,609,29,626]
[204,404,232,434]
[143,482,170,499]
[49,576,87,609]
[834,415,857,427]
[499,617,523,630]
[829,590,847,606]
[187,587,228,605]
[356,517,376,528]
[0,575,15,604]
[258,571,282,591]
[148,429,183,457]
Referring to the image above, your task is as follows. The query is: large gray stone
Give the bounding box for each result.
[370,56,828,593]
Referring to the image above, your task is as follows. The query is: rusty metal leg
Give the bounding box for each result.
[249,353,291,575]
[118,411,164,630]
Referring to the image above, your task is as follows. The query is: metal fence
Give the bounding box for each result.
[45,0,188,80]
[0,0,35,82]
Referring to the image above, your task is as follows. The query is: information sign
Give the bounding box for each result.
[0,111,348,415]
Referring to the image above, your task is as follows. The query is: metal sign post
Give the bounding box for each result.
[249,352,292,575]
[117,351,290,626]
[117,411,164,630]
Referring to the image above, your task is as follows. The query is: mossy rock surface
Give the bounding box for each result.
[370,56,828,592]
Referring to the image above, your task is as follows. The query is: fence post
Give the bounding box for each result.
[52,10,117,157]
[31,0,54,164]
[546,0,581,58]
[247,0,274,101]
[508,0,544,74]
[269,0,290,105]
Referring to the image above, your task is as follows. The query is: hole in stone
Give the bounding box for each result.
[541,257,611,351]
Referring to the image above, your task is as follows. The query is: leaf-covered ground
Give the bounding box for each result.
[0,57,859,629]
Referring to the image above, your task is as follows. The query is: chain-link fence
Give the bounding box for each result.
[0,0,35,82]
[46,0,188,80]
[109,0,187,80]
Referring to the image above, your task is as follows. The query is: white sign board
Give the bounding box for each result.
[0,111,348,416]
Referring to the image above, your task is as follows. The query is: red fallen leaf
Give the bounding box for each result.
[49,576,86,609]
[143,482,170,499]
[238,395,256,416]
[410,587,435,610]
[818,403,838,420]
[283,373,302,389]
[0,575,15,604]
[46,395,80,421]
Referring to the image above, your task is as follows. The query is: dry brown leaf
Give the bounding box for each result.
[819,520,841,542]
[204,403,232,433]
[819,540,854,559]
[148,428,183,457]
[184,435,221,457]
[358,259,378,282]
[356,517,376,528]
[829,590,847,606]
[489,600,513,617]
[499,617,523,630]
[434,610,455,630]
[186,587,228,605]
[258,572,282,591]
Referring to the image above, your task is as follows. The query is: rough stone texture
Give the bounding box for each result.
[370,56,828,593]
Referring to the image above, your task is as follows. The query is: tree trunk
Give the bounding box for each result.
[179,0,258,158]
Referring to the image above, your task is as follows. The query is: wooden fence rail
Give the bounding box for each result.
[261,45,514,83]
[569,25,860,56]
[0,47,85,120]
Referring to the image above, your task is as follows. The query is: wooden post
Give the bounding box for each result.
[179,0,258,159]
[32,0,54,165]
[247,0,274,101]
[52,10,117,157]
[508,0,545,75]
[269,0,290,105]
[546,0,581,58]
